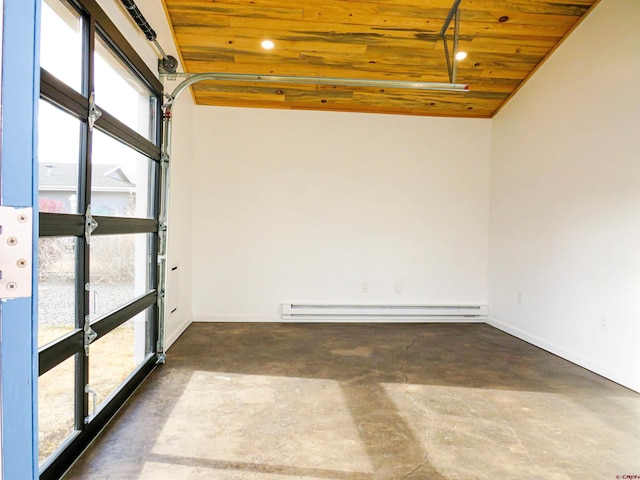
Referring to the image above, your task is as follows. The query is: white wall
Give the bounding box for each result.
[96,0,194,347]
[489,0,640,392]
[164,92,194,346]
[192,107,491,320]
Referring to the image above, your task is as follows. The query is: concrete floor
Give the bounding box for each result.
[64,323,640,480]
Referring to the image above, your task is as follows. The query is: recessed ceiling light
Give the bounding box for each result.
[455,51,468,61]
[261,40,275,50]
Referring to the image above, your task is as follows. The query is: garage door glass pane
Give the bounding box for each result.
[40,0,83,92]
[39,355,77,465]
[89,233,150,320]
[91,129,154,218]
[94,34,157,142]
[38,237,77,347]
[38,100,82,214]
[89,307,151,409]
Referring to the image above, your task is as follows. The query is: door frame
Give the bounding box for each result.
[0,0,41,478]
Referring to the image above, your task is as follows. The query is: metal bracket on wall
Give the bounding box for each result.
[0,206,33,299]
[158,55,178,77]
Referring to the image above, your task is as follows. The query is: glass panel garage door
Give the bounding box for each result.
[37,0,164,477]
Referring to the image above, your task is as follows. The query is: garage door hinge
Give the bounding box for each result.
[88,93,102,129]
[0,206,33,299]
[84,315,97,356]
[156,289,165,307]
[85,205,99,244]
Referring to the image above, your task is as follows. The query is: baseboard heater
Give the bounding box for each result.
[282,304,488,321]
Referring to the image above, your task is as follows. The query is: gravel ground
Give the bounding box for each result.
[39,276,137,326]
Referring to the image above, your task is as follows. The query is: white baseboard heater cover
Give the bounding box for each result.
[282,304,488,320]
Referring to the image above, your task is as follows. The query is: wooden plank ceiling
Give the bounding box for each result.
[162,0,598,117]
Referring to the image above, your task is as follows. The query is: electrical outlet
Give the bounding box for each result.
[601,315,607,330]
[395,282,403,293]
[361,282,369,293]
[518,293,525,305]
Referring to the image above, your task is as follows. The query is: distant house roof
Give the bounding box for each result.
[39,163,136,192]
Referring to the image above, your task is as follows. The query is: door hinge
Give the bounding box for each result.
[83,315,97,356]
[88,92,102,130]
[85,205,99,244]
[0,206,33,299]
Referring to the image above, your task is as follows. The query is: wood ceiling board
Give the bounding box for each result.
[192,82,493,116]
[459,37,557,55]
[174,27,441,49]
[162,0,599,117]
[163,11,231,28]
[379,4,582,25]
[166,2,304,21]
[174,31,371,54]
[225,16,441,39]
[463,0,592,16]
[177,60,364,79]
